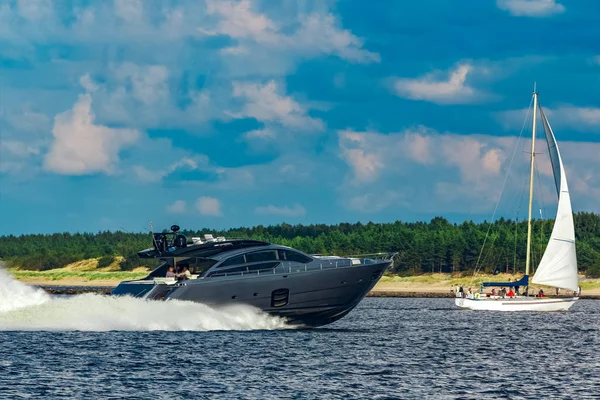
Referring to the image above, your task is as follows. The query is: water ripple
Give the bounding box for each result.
[0,297,598,398]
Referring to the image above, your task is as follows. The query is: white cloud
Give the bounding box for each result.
[82,67,212,130]
[166,200,187,214]
[195,196,222,216]
[439,136,507,196]
[133,156,207,183]
[391,64,484,104]
[347,191,405,213]
[112,63,170,105]
[0,0,377,69]
[205,0,279,43]
[482,149,503,174]
[44,94,140,175]
[17,0,53,22]
[0,2,376,140]
[337,128,511,211]
[5,108,50,134]
[204,0,379,64]
[552,106,600,127]
[114,0,144,23]
[255,204,306,217]
[340,148,383,183]
[231,80,324,131]
[79,74,99,93]
[497,105,600,132]
[497,0,565,17]
[0,140,40,157]
[336,126,600,214]
[293,13,380,63]
[0,107,52,177]
[244,128,276,140]
[403,133,433,165]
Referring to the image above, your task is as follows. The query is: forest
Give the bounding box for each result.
[1,212,599,277]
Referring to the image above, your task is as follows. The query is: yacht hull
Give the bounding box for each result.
[455,296,578,311]
[113,261,389,327]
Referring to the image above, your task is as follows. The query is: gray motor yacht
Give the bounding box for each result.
[112,225,394,327]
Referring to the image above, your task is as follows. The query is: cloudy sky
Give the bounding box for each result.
[0,0,599,235]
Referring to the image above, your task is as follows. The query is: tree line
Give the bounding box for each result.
[1,212,599,277]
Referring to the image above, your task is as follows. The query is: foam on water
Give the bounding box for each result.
[0,266,289,331]
[0,268,50,312]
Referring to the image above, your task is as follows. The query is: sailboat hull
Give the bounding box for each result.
[455,296,578,311]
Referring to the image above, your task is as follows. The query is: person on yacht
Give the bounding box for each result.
[177,266,191,281]
[166,266,176,278]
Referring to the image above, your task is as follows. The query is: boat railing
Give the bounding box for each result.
[206,257,387,279]
[346,252,398,269]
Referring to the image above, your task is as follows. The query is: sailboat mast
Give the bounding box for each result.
[525,89,538,277]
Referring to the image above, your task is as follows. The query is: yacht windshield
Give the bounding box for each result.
[148,258,217,278]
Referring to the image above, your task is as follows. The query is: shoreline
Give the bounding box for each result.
[13,271,600,298]
[34,285,600,300]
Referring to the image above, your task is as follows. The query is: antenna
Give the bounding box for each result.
[533,81,537,94]
[148,221,161,252]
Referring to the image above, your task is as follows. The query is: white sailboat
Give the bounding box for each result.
[456,88,579,311]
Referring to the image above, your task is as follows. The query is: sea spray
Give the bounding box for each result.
[0,294,290,331]
[0,263,289,331]
[0,264,50,312]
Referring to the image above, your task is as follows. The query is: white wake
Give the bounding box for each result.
[0,267,289,331]
[0,268,50,313]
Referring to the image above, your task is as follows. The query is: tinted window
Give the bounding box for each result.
[149,258,217,278]
[220,255,245,268]
[278,250,312,264]
[207,265,248,277]
[189,258,217,275]
[148,262,170,278]
[247,262,279,272]
[208,262,280,277]
[246,250,277,263]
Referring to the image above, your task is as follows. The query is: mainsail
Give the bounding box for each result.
[531,107,579,291]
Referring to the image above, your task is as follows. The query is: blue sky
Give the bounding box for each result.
[1,0,599,235]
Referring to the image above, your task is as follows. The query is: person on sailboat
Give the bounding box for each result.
[507,288,515,297]
[466,288,473,299]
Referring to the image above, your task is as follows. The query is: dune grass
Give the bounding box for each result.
[10,270,149,282]
[5,256,149,283]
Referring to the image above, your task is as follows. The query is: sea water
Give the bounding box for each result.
[0,270,598,399]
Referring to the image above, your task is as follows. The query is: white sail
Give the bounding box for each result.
[531,107,579,291]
